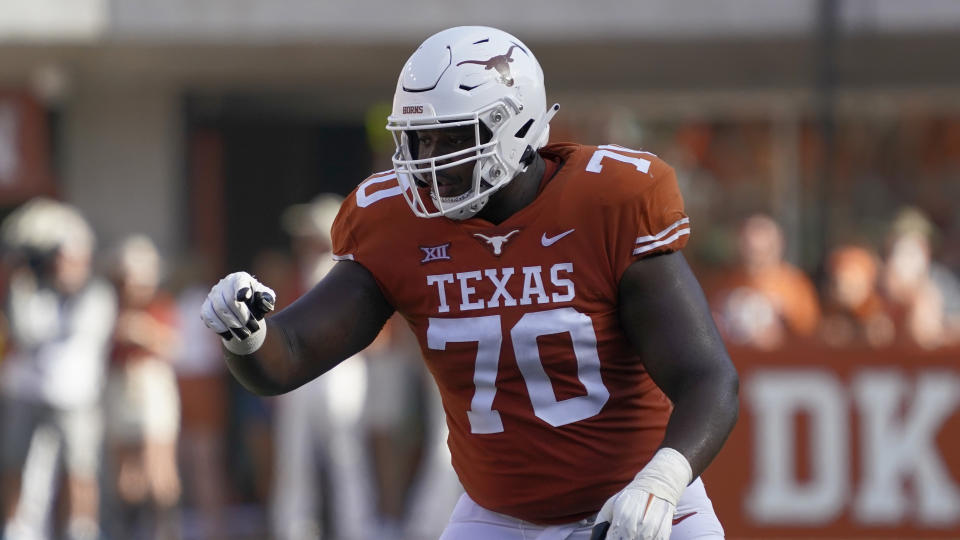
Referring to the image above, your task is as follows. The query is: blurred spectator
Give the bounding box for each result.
[711,213,821,349]
[818,245,895,348]
[363,316,414,540]
[269,194,375,540]
[881,207,960,348]
[0,199,116,540]
[239,249,290,509]
[104,235,181,539]
[170,256,229,540]
[364,315,462,540]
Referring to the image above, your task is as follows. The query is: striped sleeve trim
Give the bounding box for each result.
[633,218,691,255]
[598,144,658,158]
[635,218,689,244]
[633,229,690,255]
[332,253,355,261]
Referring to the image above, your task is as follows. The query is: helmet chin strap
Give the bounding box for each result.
[439,195,488,221]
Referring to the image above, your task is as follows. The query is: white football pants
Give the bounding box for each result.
[439,477,724,540]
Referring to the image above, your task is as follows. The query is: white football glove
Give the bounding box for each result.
[200,271,276,355]
[593,448,692,540]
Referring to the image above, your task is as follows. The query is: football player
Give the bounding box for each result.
[202,26,738,540]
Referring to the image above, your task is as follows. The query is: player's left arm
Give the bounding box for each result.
[595,250,737,540]
[619,250,739,476]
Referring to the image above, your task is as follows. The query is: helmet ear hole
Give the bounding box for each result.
[513,119,534,139]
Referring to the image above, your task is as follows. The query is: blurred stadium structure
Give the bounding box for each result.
[0,1,959,539]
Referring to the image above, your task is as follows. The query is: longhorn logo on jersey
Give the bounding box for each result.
[473,229,520,256]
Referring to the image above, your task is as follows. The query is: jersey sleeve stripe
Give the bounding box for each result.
[598,144,658,157]
[632,228,690,255]
[634,217,690,244]
[332,253,355,261]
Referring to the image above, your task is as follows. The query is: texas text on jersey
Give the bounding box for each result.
[331,142,691,524]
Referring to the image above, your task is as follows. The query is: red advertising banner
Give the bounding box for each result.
[0,90,55,204]
[704,345,960,539]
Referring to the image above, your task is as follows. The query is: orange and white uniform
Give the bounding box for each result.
[332,143,692,525]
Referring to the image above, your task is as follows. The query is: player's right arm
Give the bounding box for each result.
[201,259,394,396]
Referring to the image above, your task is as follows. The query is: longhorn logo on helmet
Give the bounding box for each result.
[457,44,526,87]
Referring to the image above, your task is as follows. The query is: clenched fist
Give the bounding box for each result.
[200,271,276,355]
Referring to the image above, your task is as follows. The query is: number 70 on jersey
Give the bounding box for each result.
[428,307,610,434]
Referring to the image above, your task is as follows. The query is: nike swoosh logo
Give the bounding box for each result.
[541,228,575,247]
[673,511,697,525]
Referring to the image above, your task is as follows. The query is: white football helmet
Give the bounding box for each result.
[388,26,559,220]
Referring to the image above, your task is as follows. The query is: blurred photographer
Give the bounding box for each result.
[0,199,116,540]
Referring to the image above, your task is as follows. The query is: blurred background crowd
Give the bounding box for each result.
[0,196,463,540]
[0,1,959,539]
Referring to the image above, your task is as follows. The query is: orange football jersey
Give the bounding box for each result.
[331,142,690,524]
